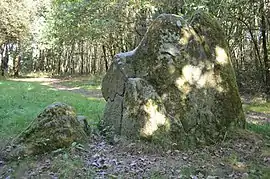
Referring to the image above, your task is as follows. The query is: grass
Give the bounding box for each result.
[243,98,270,138]
[247,123,270,138]
[0,80,105,143]
[0,79,105,178]
[242,97,270,178]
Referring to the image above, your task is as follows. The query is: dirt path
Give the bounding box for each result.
[11,77,103,99]
[241,95,270,124]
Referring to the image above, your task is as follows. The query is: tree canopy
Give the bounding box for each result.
[0,0,269,96]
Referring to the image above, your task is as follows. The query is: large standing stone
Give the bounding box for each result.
[4,102,88,159]
[101,12,245,147]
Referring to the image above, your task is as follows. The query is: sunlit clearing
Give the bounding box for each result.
[0,82,2,85]
[215,46,228,64]
[140,100,168,137]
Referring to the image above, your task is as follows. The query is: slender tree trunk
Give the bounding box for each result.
[88,44,92,74]
[237,18,263,70]
[261,1,270,97]
[13,42,22,77]
[0,45,4,76]
[14,55,21,77]
[1,43,9,76]
[13,44,21,77]
[38,49,44,71]
[57,49,62,75]
[64,47,69,73]
[92,45,97,74]
[80,41,84,75]
[102,45,109,71]
[71,44,75,74]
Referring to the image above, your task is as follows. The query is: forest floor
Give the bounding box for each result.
[0,76,270,179]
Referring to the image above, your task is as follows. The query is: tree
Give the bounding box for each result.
[0,0,268,96]
[0,0,31,76]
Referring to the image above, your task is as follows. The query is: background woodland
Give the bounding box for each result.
[0,0,269,95]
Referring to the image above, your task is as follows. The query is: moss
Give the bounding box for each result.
[6,103,87,159]
[101,12,245,147]
[121,78,170,139]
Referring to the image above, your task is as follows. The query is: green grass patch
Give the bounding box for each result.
[0,80,105,143]
[247,123,270,138]
[242,97,270,138]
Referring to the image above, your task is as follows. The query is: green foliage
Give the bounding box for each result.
[0,0,31,44]
[0,0,268,94]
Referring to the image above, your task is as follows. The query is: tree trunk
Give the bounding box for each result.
[80,41,84,75]
[14,54,21,77]
[102,45,109,71]
[13,43,21,77]
[260,1,270,98]
[237,18,263,71]
[38,49,45,71]
[92,45,97,74]
[1,44,9,76]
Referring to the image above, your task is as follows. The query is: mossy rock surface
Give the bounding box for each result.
[4,102,87,159]
[101,12,245,147]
